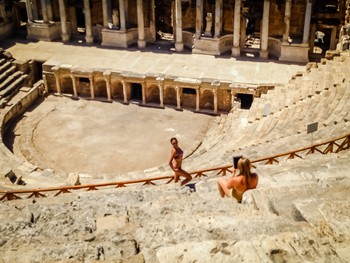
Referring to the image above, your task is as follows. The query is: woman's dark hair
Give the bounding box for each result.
[170,137,178,143]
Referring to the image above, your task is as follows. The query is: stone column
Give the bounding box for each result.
[42,74,49,93]
[137,0,146,48]
[176,86,181,110]
[230,90,236,111]
[40,0,49,23]
[309,23,316,53]
[122,80,128,103]
[103,72,112,101]
[150,0,156,41]
[47,0,53,21]
[157,77,164,107]
[58,0,69,42]
[214,0,223,38]
[213,89,218,113]
[175,0,184,52]
[119,0,126,30]
[71,75,78,98]
[232,0,241,57]
[89,76,95,99]
[283,0,292,43]
[53,69,61,94]
[330,26,338,50]
[32,0,39,20]
[141,82,146,104]
[302,0,312,44]
[102,0,109,27]
[240,16,246,48]
[25,0,34,22]
[84,0,93,44]
[260,0,270,59]
[195,0,203,39]
[0,5,7,22]
[195,88,200,112]
[69,6,78,34]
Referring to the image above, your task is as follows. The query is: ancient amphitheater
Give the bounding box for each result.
[0,26,349,263]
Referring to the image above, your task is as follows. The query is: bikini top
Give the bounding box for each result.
[174,147,184,159]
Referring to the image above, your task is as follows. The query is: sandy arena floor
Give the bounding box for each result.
[11,95,214,176]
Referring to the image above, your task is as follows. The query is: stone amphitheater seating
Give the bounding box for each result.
[0,50,349,262]
[0,49,28,108]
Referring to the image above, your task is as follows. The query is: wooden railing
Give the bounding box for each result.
[0,132,349,201]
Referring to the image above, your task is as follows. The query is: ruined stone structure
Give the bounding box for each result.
[3,0,348,63]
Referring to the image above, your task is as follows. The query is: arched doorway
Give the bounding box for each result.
[200,90,214,111]
[130,83,142,102]
[111,80,123,101]
[94,79,107,99]
[61,76,73,95]
[147,84,160,104]
[164,86,177,107]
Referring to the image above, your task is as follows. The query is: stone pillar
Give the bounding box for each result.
[240,16,246,48]
[302,0,312,44]
[195,0,203,39]
[330,26,338,50]
[176,86,181,110]
[137,0,146,48]
[175,0,184,52]
[141,82,146,104]
[25,0,34,22]
[283,0,292,43]
[122,80,128,103]
[40,0,49,23]
[260,0,270,59]
[103,72,112,101]
[42,74,49,93]
[102,0,109,27]
[69,6,78,34]
[195,88,200,111]
[32,0,39,20]
[84,0,93,44]
[157,77,164,107]
[89,76,95,99]
[53,69,61,94]
[119,0,126,30]
[71,75,78,98]
[213,89,218,113]
[0,4,7,22]
[232,0,241,57]
[58,0,69,42]
[230,90,236,111]
[309,23,316,53]
[150,0,156,41]
[214,0,223,38]
[47,0,53,21]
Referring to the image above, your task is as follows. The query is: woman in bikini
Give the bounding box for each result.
[217,157,258,203]
[169,137,192,186]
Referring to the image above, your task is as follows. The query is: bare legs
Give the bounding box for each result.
[217,177,231,197]
[174,169,192,186]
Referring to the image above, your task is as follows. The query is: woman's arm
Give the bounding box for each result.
[169,149,176,171]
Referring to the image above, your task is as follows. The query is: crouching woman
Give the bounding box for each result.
[217,157,258,203]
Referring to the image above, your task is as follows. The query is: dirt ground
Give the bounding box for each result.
[11,95,214,176]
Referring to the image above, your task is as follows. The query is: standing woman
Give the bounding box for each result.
[217,157,258,203]
[169,137,192,186]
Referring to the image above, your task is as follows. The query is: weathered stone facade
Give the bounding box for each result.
[8,0,346,63]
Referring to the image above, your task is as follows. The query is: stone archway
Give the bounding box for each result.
[147,84,160,104]
[164,86,176,106]
[111,80,124,101]
[200,89,214,111]
[94,79,107,99]
[61,76,73,95]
